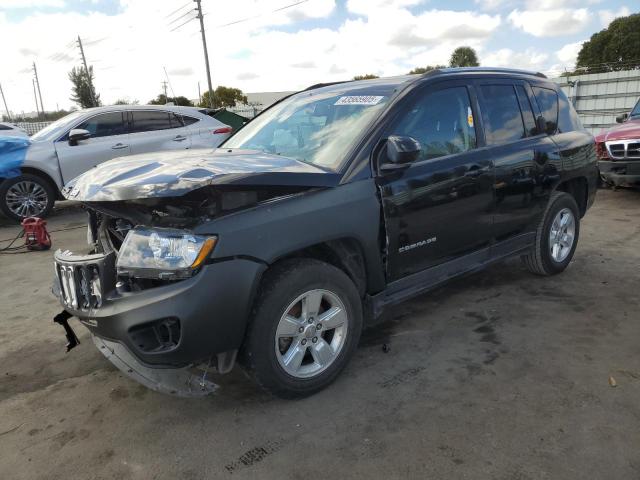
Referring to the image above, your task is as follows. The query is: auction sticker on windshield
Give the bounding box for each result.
[334,96,384,106]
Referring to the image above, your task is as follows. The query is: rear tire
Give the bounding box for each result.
[521,191,580,276]
[242,258,362,398]
[0,174,56,221]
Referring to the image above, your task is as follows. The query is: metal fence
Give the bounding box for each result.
[14,121,53,136]
[552,69,640,135]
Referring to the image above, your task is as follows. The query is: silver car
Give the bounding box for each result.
[0,105,232,220]
[0,122,29,138]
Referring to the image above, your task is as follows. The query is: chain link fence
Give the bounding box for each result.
[14,121,53,136]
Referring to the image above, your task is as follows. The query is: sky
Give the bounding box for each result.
[0,0,636,115]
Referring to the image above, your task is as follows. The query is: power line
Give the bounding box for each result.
[165,1,192,19]
[169,13,197,32]
[209,0,311,29]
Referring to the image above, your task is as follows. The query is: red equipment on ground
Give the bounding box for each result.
[21,217,51,251]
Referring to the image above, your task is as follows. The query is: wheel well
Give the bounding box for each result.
[273,239,368,297]
[19,167,63,199]
[556,177,588,217]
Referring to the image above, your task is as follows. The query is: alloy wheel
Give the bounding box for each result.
[549,207,575,263]
[5,180,49,218]
[274,289,349,379]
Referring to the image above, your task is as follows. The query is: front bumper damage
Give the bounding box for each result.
[599,160,640,186]
[52,248,265,396]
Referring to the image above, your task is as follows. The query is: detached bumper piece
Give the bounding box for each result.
[93,335,218,397]
[53,310,80,352]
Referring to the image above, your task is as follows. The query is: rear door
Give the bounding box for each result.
[474,80,559,243]
[377,80,494,281]
[55,111,129,183]
[127,110,191,155]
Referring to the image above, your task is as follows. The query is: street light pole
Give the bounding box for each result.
[0,82,11,122]
[194,0,214,108]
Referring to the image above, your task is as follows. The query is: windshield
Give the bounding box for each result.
[224,87,393,171]
[31,111,84,141]
[631,99,640,118]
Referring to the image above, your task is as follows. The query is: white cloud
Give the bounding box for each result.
[508,8,591,37]
[482,48,549,71]
[599,6,631,28]
[556,40,584,65]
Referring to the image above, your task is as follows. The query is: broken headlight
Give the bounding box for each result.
[116,227,217,280]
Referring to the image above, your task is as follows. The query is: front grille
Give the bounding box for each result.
[56,263,102,310]
[606,139,640,160]
[54,250,116,311]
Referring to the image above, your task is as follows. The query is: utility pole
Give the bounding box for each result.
[32,78,41,119]
[0,82,11,122]
[197,81,202,106]
[161,80,168,103]
[194,0,214,108]
[77,35,97,107]
[32,62,45,116]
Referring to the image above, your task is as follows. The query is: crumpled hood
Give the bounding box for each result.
[595,118,640,142]
[63,148,341,201]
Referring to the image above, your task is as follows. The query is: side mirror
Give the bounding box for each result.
[381,135,421,170]
[616,112,629,124]
[68,129,91,146]
[536,115,547,135]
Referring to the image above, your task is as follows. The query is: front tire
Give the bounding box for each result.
[0,174,56,221]
[242,259,363,398]
[521,191,580,276]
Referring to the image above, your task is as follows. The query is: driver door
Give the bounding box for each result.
[377,81,494,281]
[55,111,130,183]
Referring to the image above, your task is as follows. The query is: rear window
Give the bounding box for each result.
[131,111,176,133]
[479,85,525,145]
[532,87,558,134]
[557,89,583,132]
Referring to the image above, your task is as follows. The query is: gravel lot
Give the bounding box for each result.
[0,189,639,480]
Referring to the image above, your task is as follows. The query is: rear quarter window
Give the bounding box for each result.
[181,116,200,126]
[557,89,583,133]
[532,86,558,134]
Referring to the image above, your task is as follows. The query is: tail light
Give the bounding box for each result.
[212,126,232,135]
[595,142,609,160]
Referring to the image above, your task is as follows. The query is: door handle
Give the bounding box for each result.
[173,135,187,142]
[111,143,129,150]
[464,165,484,178]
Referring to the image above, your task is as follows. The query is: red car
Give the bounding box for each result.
[595,98,640,186]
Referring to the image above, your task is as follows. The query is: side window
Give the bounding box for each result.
[515,86,537,136]
[557,89,583,133]
[392,86,477,160]
[532,86,558,134]
[479,85,525,145]
[181,115,200,126]
[130,111,174,133]
[0,124,12,130]
[76,112,125,138]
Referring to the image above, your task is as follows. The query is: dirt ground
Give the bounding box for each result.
[0,189,639,480]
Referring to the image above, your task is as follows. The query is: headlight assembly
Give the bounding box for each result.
[116,227,217,280]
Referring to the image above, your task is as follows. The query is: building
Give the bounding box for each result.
[552,69,640,135]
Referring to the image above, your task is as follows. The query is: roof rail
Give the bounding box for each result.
[303,81,351,91]
[432,67,547,78]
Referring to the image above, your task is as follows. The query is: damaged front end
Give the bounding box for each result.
[52,149,338,396]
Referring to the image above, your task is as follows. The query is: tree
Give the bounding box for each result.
[148,94,193,106]
[575,13,640,73]
[198,86,248,109]
[113,98,139,105]
[68,65,100,108]
[449,46,479,67]
[353,74,379,80]
[408,65,446,74]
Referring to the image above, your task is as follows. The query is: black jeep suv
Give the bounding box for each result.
[52,68,597,398]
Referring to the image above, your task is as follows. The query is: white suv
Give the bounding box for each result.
[0,105,232,220]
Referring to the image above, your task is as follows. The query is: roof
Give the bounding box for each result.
[303,67,547,94]
[77,104,206,115]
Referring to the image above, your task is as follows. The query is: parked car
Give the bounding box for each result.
[52,68,597,398]
[0,122,28,138]
[595,97,640,187]
[0,105,232,220]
